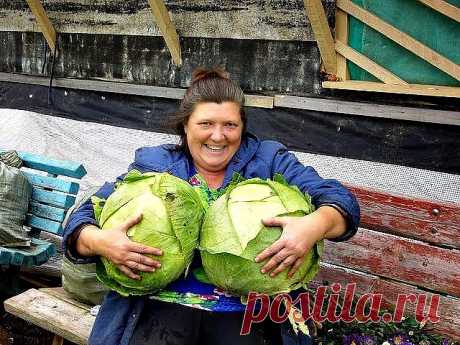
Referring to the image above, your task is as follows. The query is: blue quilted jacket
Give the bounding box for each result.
[63,133,360,345]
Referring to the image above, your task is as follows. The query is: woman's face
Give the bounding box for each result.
[184,101,243,173]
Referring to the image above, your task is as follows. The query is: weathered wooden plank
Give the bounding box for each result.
[273,95,460,126]
[347,185,460,249]
[0,72,275,108]
[323,228,460,297]
[417,0,460,23]
[147,0,182,66]
[337,0,460,81]
[244,95,274,109]
[4,288,94,345]
[335,9,349,81]
[335,40,407,85]
[26,214,63,235]
[23,171,80,194]
[313,263,460,340]
[25,0,56,51]
[31,188,76,210]
[303,0,337,74]
[0,0,327,42]
[29,201,66,223]
[40,287,92,312]
[322,80,460,98]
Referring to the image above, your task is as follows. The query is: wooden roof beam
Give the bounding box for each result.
[25,0,56,51]
[147,0,182,66]
[303,0,337,75]
[335,40,408,85]
[337,0,460,82]
[323,80,460,98]
[335,9,349,81]
[417,0,460,23]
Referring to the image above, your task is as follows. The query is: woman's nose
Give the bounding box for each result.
[210,127,225,142]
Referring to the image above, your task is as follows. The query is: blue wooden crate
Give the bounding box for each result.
[0,150,86,267]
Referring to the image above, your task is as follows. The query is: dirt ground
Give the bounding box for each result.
[0,273,75,345]
[0,311,54,345]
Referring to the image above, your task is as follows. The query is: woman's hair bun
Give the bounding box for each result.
[191,67,230,84]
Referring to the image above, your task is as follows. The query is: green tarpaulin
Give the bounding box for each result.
[348,0,460,86]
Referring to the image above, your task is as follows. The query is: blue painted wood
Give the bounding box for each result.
[26,215,63,235]
[31,188,76,209]
[0,250,12,265]
[29,201,66,223]
[23,171,80,195]
[0,150,87,179]
[0,238,55,267]
[0,149,85,268]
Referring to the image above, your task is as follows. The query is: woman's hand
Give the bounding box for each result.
[76,214,163,280]
[255,206,346,278]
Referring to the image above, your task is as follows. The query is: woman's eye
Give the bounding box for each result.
[200,122,211,127]
[225,123,237,128]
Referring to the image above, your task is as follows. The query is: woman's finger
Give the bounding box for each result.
[125,260,156,273]
[126,252,161,268]
[260,248,289,274]
[261,217,286,228]
[288,257,304,278]
[269,255,297,277]
[118,264,141,280]
[129,242,163,256]
[255,239,284,263]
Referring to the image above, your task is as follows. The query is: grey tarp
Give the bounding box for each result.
[0,160,31,247]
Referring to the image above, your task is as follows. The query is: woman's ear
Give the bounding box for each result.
[183,124,188,134]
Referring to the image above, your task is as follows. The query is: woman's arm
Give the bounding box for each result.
[270,146,360,240]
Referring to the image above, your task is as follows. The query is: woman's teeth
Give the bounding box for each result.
[204,144,225,152]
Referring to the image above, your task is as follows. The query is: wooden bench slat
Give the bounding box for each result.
[4,288,93,345]
[348,185,460,249]
[23,171,80,195]
[40,287,92,312]
[323,228,460,297]
[313,263,460,340]
[17,151,87,179]
[0,238,55,267]
[26,214,63,235]
[29,201,67,223]
[31,188,76,209]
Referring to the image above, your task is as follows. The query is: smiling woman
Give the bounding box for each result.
[62,67,360,345]
[185,101,243,187]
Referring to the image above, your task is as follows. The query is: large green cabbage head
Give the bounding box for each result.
[93,170,206,296]
[199,174,323,296]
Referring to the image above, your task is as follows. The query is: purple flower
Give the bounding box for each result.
[343,334,376,345]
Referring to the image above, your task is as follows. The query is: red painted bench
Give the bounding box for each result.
[315,185,460,340]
